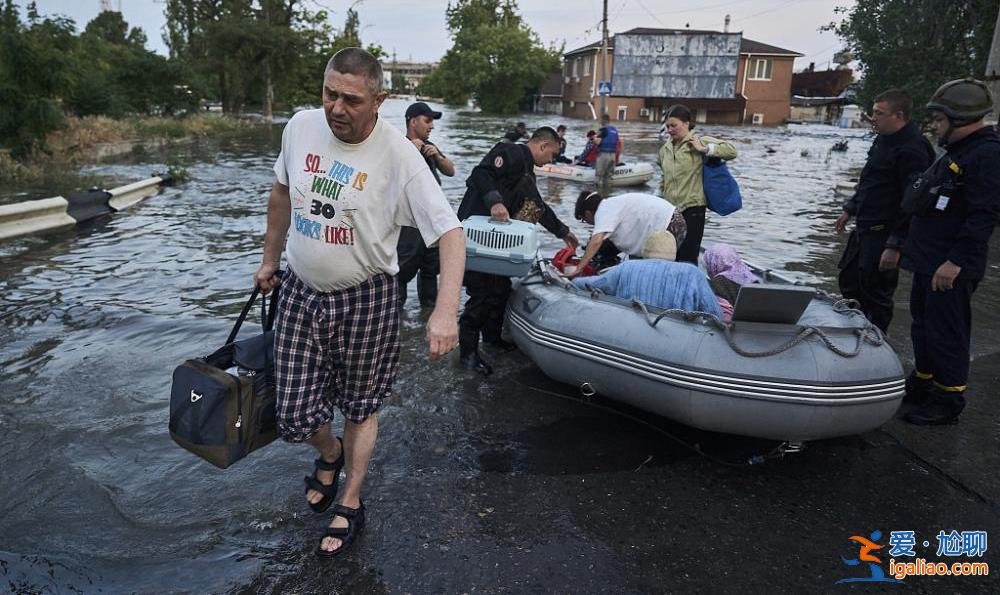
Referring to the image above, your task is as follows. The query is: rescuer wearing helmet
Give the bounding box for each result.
[897,78,1000,425]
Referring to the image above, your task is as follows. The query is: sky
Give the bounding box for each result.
[29,0,854,71]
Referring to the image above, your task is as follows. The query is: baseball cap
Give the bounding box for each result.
[405,102,442,121]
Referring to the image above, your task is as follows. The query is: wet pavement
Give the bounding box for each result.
[1,100,998,593]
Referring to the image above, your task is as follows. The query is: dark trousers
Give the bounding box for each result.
[837,228,899,333]
[396,226,439,307]
[909,272,977,389]
[459,270,512,357]
[676,206,706,264]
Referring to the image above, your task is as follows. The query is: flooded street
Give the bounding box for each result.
[1,100,998,593]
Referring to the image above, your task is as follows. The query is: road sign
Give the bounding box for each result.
[597,80,612,96]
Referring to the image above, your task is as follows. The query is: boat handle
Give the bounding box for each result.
[522,297,542,313]
[579,382,596,397]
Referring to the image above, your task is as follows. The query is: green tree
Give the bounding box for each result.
[828,0,998,115]
[0,0,72,156]
[423,0,560,113]
[164,2,383,114]
[391,71,408,94]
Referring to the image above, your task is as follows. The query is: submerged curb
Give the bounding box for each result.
[0,174,174,241]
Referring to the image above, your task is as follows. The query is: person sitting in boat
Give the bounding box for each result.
[572,130,599,167]
[703,243,760,322]
[703,243,760,302]
[553,125,573,164]
[569,231,723,317]
[568,190,688,277]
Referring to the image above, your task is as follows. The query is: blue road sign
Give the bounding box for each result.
[597,81,612,96]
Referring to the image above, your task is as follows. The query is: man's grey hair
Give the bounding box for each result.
[325,47,384,96]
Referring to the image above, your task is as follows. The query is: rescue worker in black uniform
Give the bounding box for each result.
[895,78,1000,425]
[834,88,935,333]
[457,126,579,375]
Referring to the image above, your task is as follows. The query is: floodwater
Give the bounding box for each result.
[2,100,998,593]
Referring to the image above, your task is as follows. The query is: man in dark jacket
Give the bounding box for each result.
[457,126,579,374]
[834,88,935,333]
[897,78,999,425]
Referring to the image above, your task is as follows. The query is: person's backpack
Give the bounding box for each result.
[169,279,281,468]
[703,155,742,216]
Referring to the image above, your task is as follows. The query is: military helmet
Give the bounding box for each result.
[926,78,994,124]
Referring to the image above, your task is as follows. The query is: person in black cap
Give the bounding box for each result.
[503,121,527,143]
[396,102,456,307]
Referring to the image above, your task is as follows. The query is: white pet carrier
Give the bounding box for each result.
[462,216,540,277]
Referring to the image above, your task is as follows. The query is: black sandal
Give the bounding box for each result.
[303,437,344,513]
[315,501,366,559]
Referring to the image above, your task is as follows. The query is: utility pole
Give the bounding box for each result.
[261,0,273,122]
[986,4,1000,125]
[599,0,608,119]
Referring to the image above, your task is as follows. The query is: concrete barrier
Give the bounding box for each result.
[0,197,76,241]
[109,176,169,211]
[0,174,174,242]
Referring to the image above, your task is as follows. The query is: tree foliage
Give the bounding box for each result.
[828,0,998,113]
[0,1,385,155]
[421,0,561,114]
[164,2,384,114]
[0,0,70,156]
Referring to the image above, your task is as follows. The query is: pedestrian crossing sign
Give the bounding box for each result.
[598,81,612,96]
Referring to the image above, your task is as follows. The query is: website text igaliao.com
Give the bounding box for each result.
[889,558,990,580]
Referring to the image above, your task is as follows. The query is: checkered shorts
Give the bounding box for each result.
[274,268,399,442]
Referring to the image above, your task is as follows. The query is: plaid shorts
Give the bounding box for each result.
[274,268,399,442]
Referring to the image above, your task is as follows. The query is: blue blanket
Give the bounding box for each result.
[572,260,723,317]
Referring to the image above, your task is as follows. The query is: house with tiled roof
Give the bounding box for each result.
[561,28,801,125]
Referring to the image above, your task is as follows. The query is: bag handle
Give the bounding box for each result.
[226,270,282,345]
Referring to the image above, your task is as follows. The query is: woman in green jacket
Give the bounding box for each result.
[656,104,737,263]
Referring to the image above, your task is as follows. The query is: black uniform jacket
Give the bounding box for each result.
[457,142,570,239]
[901,126,1000,280]
[843,121,935,238]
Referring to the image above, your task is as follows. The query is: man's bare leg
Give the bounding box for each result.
[319,413,378,552]
[305,422,343,506]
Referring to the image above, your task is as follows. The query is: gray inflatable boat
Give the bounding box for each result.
[506,263,904,442]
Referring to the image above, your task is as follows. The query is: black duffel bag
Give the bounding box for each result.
[169,278,281,468]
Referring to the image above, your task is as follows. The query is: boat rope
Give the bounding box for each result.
[629,299,883,358]
[525,263,885,358]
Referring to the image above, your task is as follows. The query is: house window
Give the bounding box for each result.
[583,55,590,76]
[573,58,580,78]
[749,58,772,81]
[752,113,765,125]
[617,106,627,121]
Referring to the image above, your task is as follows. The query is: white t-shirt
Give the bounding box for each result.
[273,110,460,292]
[592,192,676,256]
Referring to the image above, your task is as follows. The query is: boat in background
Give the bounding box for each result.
[535,162,655,187]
